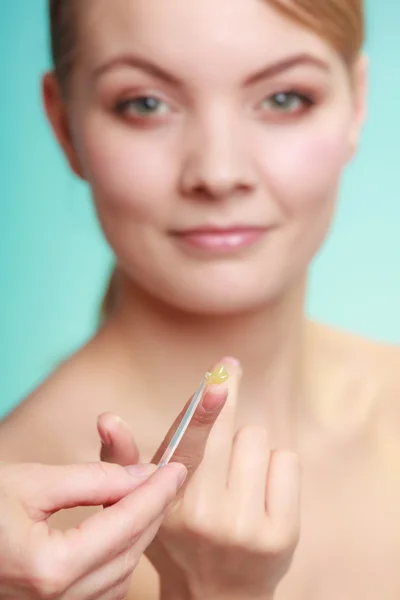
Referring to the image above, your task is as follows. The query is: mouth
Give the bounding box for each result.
[170,225,270,254]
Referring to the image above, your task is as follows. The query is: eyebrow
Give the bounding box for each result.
[92,51,330,87]
[244,53,331,85]
[92,55,182,87]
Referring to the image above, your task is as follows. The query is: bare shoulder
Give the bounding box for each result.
[0,327,134,465]
[311,320,400,447]
[321,321,400,394]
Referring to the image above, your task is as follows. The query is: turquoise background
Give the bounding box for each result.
[0,1,399,417]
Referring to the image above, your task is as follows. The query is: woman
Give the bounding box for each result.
[1,0,400,598]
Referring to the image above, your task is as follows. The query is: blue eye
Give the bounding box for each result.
[116,96,170,116]
[260,92,313,112]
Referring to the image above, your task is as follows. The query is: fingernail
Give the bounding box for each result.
[125,464,157,478]
[99,428,112,446]
[167,463,187,488]
[201,388,227,412]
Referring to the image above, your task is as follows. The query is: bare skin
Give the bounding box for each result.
[2,0,399,598]
[1,316,400,600]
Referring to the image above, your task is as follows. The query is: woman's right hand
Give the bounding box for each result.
[0,460,185,600]
[102,358,301,600]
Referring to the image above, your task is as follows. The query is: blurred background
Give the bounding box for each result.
[0,1,399,417]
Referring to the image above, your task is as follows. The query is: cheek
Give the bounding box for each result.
[253,112,353,277]
[76,116,177,225]
[257,116,351,216]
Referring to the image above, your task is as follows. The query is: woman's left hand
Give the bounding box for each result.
[99,361,301,600]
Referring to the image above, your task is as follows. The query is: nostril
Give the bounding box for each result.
[182,177,255,202]
[179,149,257,200]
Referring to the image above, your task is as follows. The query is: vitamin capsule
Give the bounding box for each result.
[205,365,229,384]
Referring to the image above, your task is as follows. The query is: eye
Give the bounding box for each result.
[116,96,170,117]
[260,91,314,114]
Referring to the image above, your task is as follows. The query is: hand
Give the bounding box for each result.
[100,358,301,600]
[0,460,186,600]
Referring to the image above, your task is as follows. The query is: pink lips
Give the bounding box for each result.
[172,226,267,253]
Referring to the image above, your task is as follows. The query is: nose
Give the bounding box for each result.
[179,113,257,200]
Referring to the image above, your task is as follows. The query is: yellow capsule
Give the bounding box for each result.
[205,365,229,385]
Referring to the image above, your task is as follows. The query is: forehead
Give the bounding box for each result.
[79,0,337,77]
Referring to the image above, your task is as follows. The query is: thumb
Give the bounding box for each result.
[13,462,156,520]
[98,412,140,466]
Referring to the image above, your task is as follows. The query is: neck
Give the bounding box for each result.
[107,273,317,448]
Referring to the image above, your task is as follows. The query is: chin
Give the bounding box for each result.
[122,247,305,316]
[158,279,288,317]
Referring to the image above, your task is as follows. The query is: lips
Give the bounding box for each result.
[171,226,268,253]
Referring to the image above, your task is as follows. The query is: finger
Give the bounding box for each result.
[63,463,186,579]
[63,543,139,600]
[95,577,132,600]
[198,358,242,489]
[67,519,163,600]
[13,462,156,519]
[228,426,270,519]
[98,412,140,466]
[66,565,132,600]
[265,450,301,541]
[151,364,229,482]
[98,579,132,600]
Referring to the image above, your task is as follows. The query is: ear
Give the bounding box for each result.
[42,71,85,180]
[347,53,368,160]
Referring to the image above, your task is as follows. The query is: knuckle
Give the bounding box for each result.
[267,525,300,555]
[86,460,121,479]
[234,426,269,454]
[120,549,139,579]
[192,410,217,427]
[173,452,201,475]
[238,425,268,441]
[224,517,268,552]
[110,576,132,600]
[127,520,146,544]
[28,552,69,598]
[228,521,257,548]
[181,504,216,542]
[183,515,207,540]
[32,543,72,598]
[113,587,130,600]
[172,435,209,471]
[267,536,287,556]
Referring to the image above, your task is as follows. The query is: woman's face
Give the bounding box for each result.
[46,0,366,314]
